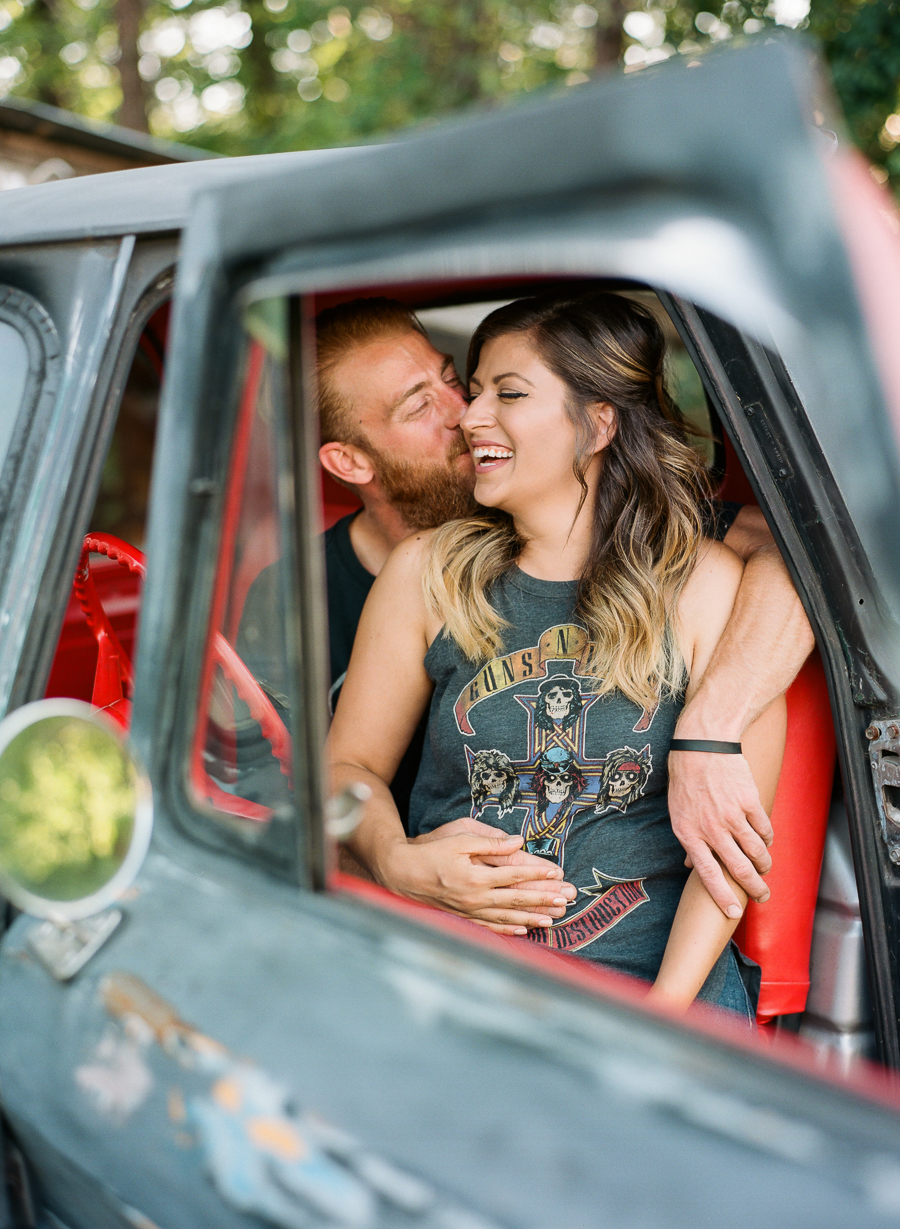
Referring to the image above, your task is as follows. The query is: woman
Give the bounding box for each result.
[329,291,785,1018]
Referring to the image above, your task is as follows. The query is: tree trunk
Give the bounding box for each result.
[33,0,65,108]
[116,0,148,132]
[594,0,626,71]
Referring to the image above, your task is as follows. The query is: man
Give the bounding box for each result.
[317,299,475,825]
[317,296,814,928]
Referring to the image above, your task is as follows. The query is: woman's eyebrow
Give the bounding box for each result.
[493,371,535,387]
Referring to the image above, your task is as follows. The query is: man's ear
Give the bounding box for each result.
[319,440,376,487]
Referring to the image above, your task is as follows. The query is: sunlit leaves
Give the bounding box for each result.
[808,0,900,193]
[0,0,893,199]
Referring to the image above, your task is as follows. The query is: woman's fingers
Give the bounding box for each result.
[513,877,577,900]
[469,919,538,936]
[452,885,571,924]
[465,907,556,931]
[390,833,575,924]
[477,859,571,892]
[411,817,508,843]
[496,891,568,914]
[466,884,569,915]
[478,852,566,879]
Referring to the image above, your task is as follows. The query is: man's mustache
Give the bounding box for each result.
[447,433,471,463]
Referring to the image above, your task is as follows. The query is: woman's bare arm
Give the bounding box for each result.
[328,532,576,932]
[647,540,787,1011]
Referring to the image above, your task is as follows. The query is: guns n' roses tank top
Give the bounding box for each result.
[408,566,740,1007]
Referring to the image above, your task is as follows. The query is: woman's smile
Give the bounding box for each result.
[471,440,514,473]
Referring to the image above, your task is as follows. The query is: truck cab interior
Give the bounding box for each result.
[40,273,870,1064]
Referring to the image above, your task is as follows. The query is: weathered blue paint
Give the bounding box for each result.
[3,816,900,1228]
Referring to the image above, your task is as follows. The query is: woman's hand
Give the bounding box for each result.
[388,822,576,935]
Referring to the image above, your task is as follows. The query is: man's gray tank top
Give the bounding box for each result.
[409,567,734,1003]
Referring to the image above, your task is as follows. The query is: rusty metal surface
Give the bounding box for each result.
[867,720,900,863]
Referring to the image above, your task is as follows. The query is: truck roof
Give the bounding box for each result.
[0,146,353,246]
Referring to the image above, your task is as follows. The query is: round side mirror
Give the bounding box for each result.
[0,698,152,921]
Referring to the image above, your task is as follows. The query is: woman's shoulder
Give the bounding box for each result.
[677,536,744,648]
[356,530,435,641]
[384,516,496,585]
[380,529,437,580]
[360,533,435,617]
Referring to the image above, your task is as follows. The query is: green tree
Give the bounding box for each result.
[0,0,897,197]
[807,0,900,187]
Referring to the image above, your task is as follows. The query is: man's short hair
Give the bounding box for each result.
[316,297,427,448]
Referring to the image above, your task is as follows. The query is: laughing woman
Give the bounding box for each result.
[328,291,785,1020]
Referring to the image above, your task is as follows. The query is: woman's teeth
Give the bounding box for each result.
[472,446,513,471]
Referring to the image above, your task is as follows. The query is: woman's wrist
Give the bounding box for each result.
[376,833,421,896]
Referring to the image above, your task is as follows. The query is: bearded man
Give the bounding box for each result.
[315,298,477,823]
[316,296,814,933]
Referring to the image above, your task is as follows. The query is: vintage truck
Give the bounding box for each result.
[0,33,898,1229]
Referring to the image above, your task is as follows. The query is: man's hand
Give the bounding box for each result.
[392,819,576,935]
[666,506,809,917]
[667,751,773,918]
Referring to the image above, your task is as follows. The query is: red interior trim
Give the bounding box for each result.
[311,273,618,314]
[190,339,271,822]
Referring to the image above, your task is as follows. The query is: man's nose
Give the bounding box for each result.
[440,380,469,429]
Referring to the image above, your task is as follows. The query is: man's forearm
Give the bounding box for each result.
[678,543,814,740]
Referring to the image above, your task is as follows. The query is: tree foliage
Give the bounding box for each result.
[0,0,896,195]
[808,0,900,186]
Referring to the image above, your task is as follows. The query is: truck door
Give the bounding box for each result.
[3,36,900,1229]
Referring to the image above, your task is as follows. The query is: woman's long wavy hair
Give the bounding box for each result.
[422,291,713,710]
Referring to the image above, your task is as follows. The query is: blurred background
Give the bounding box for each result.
[0,0,895,192]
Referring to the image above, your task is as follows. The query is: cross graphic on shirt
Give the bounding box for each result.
[465,659,654,866]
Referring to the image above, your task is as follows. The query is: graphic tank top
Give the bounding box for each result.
[409,567,732,999]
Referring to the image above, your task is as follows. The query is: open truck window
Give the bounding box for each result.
[43,300,167,712]
[304,278,855,1056]
[185,305,298,876]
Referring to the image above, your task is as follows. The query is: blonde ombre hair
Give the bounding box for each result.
[422,291,713,711]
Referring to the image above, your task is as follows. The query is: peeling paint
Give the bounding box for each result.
[74,1025,153,1122]
[121,1205,162,1229]
[189,1064,376,1229]
[99,972,506,1229]
[167,1086,186,1124]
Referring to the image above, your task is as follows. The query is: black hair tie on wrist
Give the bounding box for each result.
[670,739,742,754]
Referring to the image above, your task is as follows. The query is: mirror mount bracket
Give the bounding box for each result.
[27,909,122,981]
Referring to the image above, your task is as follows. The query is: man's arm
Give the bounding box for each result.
[668,506,815,916]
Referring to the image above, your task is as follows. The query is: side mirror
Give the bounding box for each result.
[0,698,152,978]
